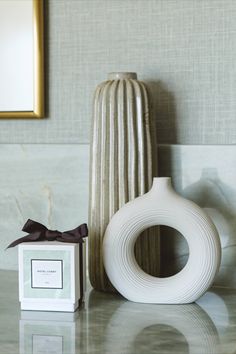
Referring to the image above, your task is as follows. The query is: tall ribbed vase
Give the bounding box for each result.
[89,72,159,292]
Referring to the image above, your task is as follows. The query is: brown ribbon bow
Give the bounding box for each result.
[6,219,88,249]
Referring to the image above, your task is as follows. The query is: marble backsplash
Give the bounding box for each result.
[1,144,236,289]
[0,144,89,270]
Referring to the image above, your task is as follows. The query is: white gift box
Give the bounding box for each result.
[18,241,86,312]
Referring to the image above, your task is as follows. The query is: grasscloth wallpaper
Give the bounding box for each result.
[0,0,235,143]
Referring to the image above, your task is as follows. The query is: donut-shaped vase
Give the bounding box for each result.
[103,177,221,303]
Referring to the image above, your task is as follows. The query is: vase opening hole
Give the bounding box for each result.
[159,226,189,277]
[134,226,189,277]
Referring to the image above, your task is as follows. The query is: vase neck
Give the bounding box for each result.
[108,72,137,80]
[150,177,173,195]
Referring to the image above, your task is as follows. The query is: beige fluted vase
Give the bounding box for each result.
[89,72,159,292]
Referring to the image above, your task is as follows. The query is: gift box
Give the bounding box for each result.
[18,241,86,312]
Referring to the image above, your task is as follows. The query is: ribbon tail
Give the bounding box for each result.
[6,235,32,249]
[6,231,42,250]
[78,223,88,238]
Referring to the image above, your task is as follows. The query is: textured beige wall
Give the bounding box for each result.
[0,0,235,144]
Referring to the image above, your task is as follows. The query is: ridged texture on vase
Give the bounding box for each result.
[103,177,221,303]
[89,73,159,292]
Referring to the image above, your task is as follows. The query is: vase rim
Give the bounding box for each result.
[153,177,171,181]
[108,72,137,80]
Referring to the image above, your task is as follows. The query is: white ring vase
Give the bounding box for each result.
[103,177,221,303]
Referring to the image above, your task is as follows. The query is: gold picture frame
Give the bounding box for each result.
[0,0,44,119]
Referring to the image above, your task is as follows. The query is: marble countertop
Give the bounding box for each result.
[1,270,236,354]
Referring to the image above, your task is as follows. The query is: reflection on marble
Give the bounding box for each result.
[105,302,219,354]
[0,144,89,270]
[158,145,236,288]
[20,311,78,354]
[2,270,236,354]
[197,288,236,354]
[0,270,20,354]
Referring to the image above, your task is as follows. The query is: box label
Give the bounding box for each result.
[31,259,63,289]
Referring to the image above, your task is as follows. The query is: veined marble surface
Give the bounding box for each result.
[0,144,89,270]
[159,145,236,288]
[1,270,236,354]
